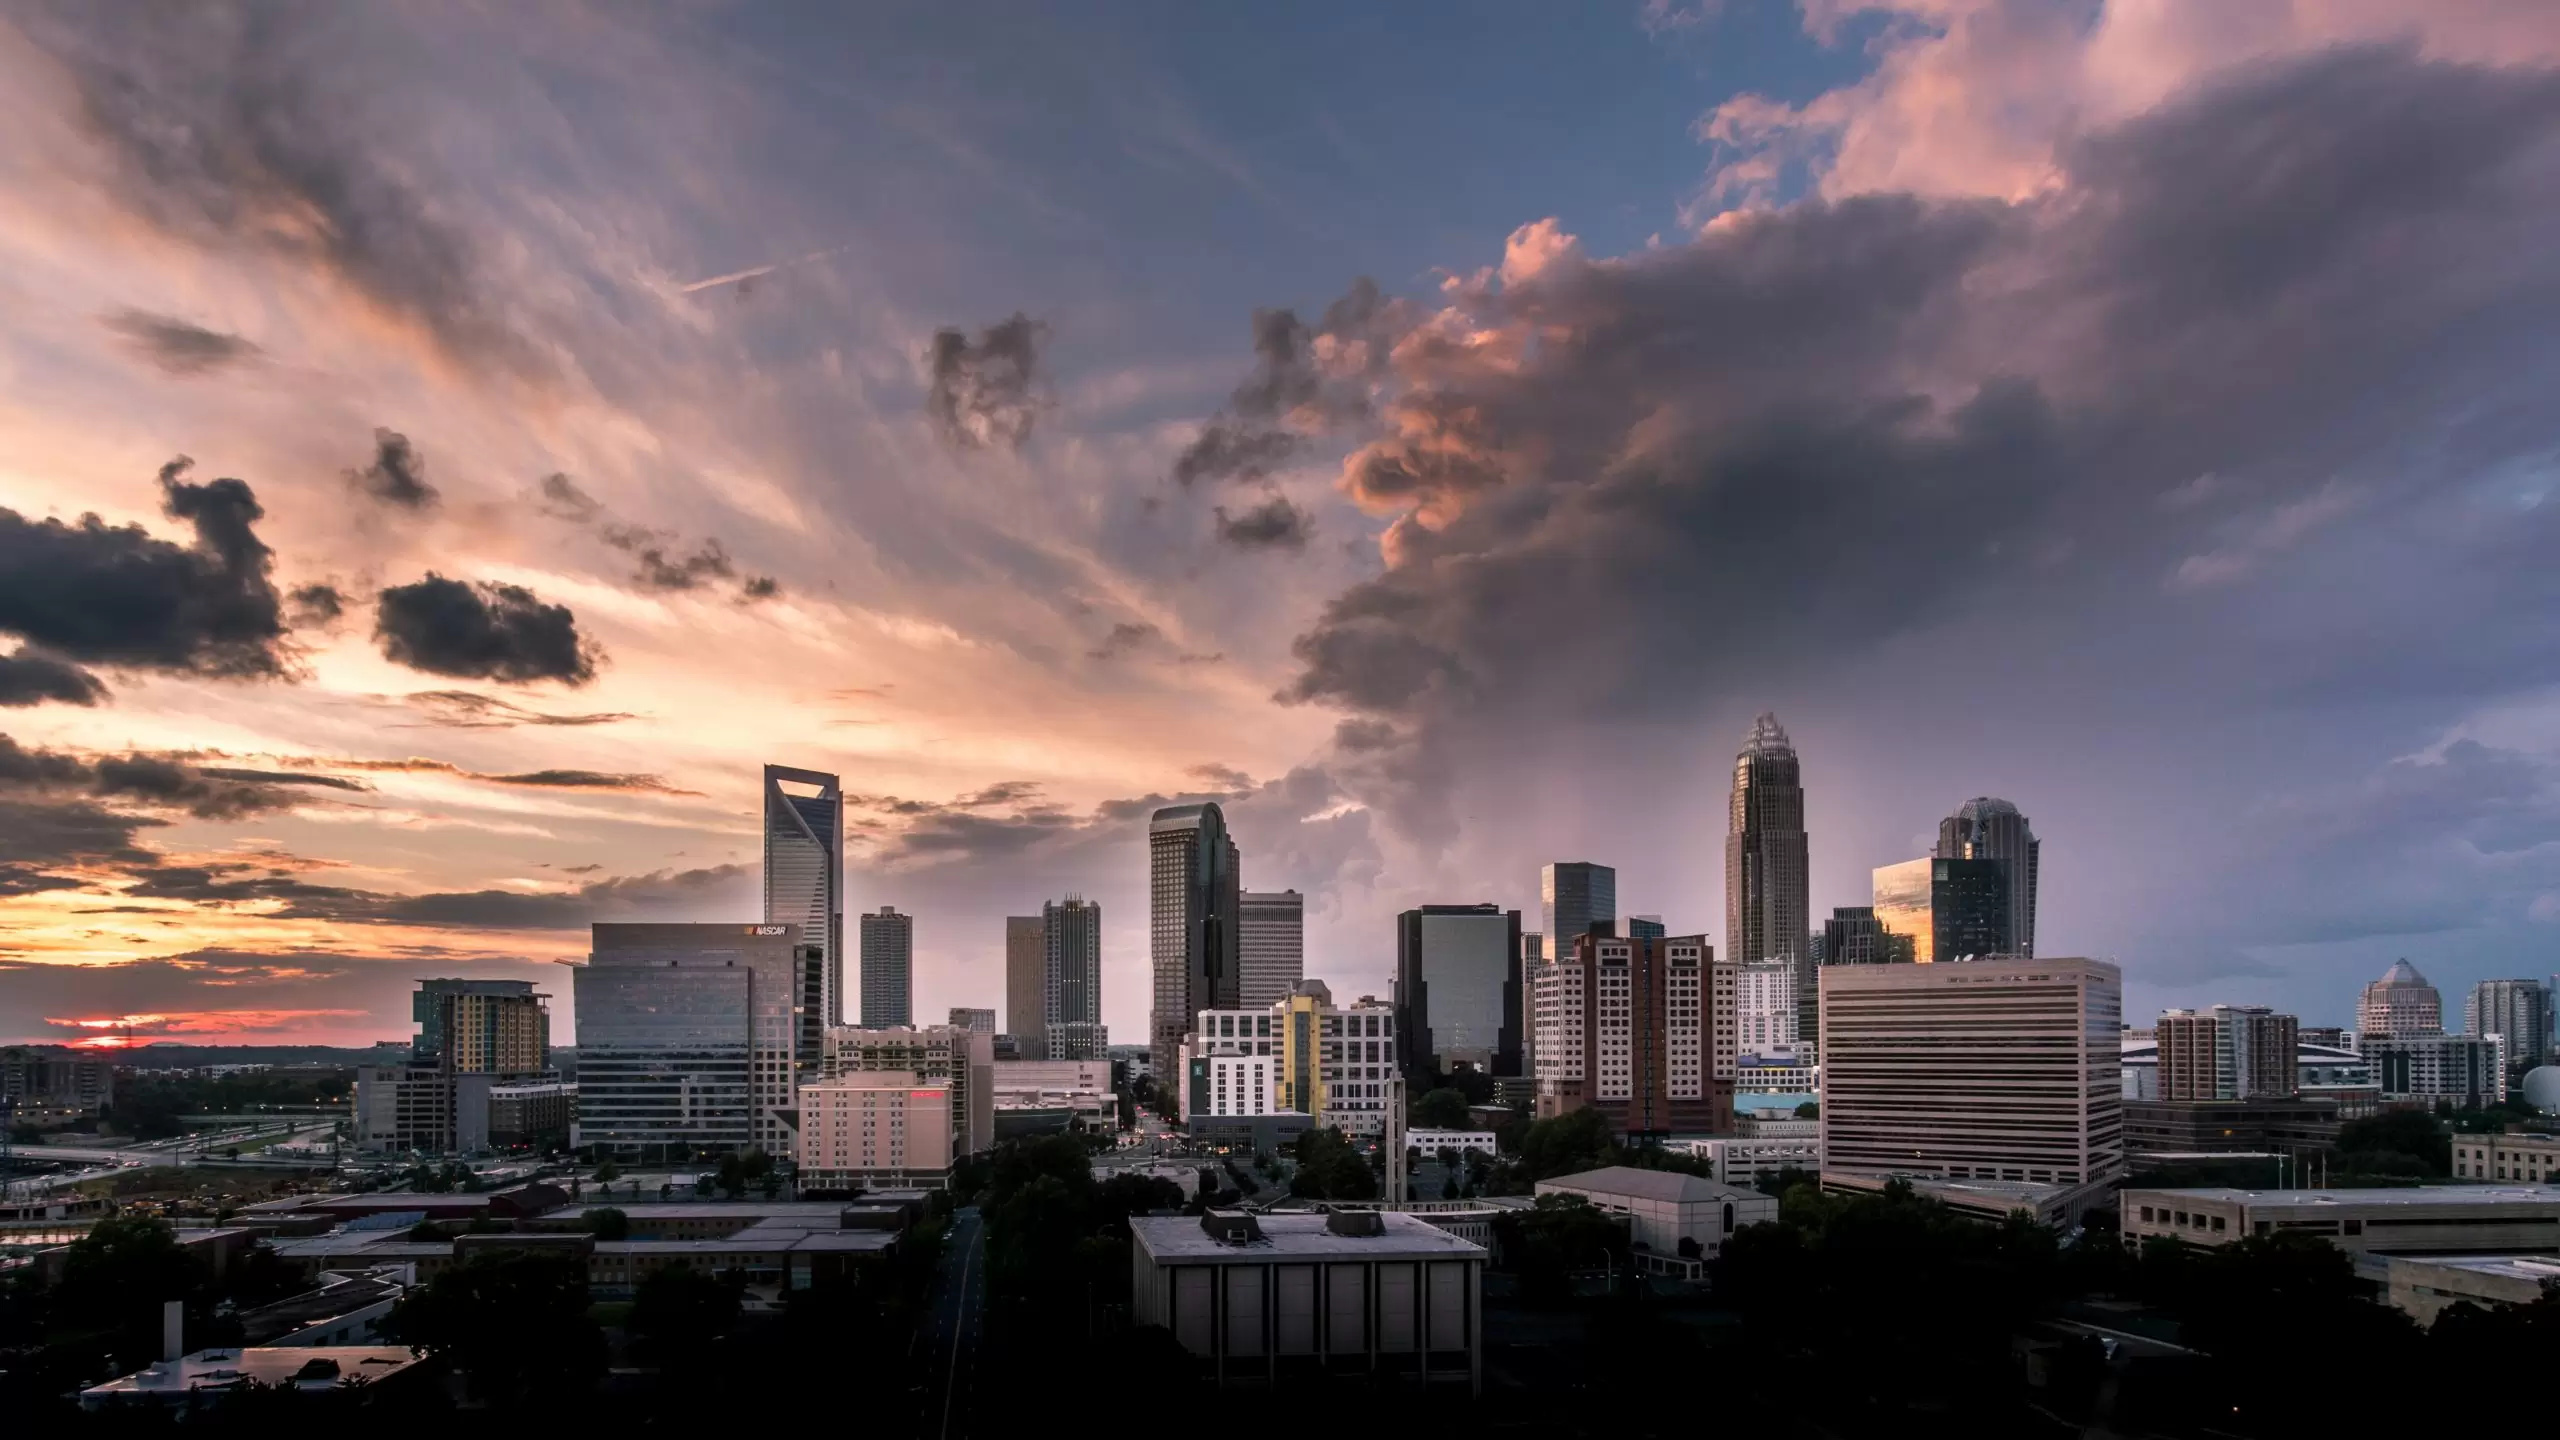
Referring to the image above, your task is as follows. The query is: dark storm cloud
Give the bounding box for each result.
[1171,277,1399,485]
[0,650,108,707]
[292,864,750,929]
[99,308,261,375]
[0,457,287,679]
[30,6,541,376]
[374,574,599,685]
[286,583,346,628]
[345,427,437,509]
[0,732,349,822]
[1087,621,1160,661]
[536,476,780,602]
[297,755,689,793]
[1214,495,1311,550]
[399,690,634,729]
[1253,46,2560,845]
[926,313,1048,451]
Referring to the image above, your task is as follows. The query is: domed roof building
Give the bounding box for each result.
[2357,959,2443,1041]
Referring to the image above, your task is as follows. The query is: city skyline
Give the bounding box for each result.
[8,5,2560,1051]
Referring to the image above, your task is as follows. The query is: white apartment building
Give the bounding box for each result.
[1187,984,1399,1137]
[798,1072,953,1188]
[1735,959,1799,1052]
[1819,955,2123,1187]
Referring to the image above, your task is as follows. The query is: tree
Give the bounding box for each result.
[586,1207,630,1240]
[1492,1194,1626,1304]
[593,1160,621,1184]
[382,1249,606,1405]
[2335,1109,2449,1177]
[1516,1107,1618,1180]
[629,1265,742,1373]
[1413,1087,1472,1129]
[52,1217,212,1365]
[1288,1128,1377,1200]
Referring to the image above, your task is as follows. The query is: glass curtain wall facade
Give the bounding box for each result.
[1005,915,1046,1058]
[1936,797,2041,961]
[1726,714,1811,1026]
[1395,904,1524,1077]
[1149,804,1240,1086]
[763,766,843,1024]
[576,923,816,1159]
[860,907,914,1028]
[1540,862,1616,964]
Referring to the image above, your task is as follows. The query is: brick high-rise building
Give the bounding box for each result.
[2157,1005,2299,1101]
[1533,930,1736,1141]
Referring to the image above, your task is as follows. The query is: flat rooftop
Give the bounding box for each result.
[83,1347,424,1403]
[2125,1186,2560,1206]
[2389,1253,2560,1281]
[1132,1212,1486,1263]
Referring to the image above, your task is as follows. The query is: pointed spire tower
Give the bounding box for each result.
[1726,713,1811,1027]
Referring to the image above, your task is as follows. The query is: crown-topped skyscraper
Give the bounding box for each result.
[1726,713,1811,1029]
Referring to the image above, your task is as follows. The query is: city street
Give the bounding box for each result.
[914,1206,986,1439]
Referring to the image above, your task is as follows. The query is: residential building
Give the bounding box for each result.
[859,907,914,1028]
[2451,1132,2560,1183]
[1818,906,1902,968]
[1535,1166,1776,1265]
[1240,890,1305,1010]
[1539,861,1615,964]
[1003,914,1045,1058]
[2384,1254,2560,1325]
[1870,856,2013,966]
[0,1045,117,1113]
[1395,904,1524,1077]
[1151,803,1241,1087]
[1043,897,1104,1058]
[2358,959,2444,1040]
[1189,982,1398,1137]
[1726,714,1811,1028]
[2468,979,2552,1083]
[819,1024,993,1156]
[1129,1211,1487,1392]
[1819,955,2123,1187]
[1935,797,2040,961]
[353,979,558,1154]
[1532,931,1737,1141]
[797,1072,953,1189]
[948,1008,996,1034]
[763,765,843,1025]
[2120,1033,2374,1109]
[573,924,822,1158]
[2157,1005,2299,1101]
[2366,1034,2504,1106]
[2122,1185,2560,1255]
[1736,959,1798,1051]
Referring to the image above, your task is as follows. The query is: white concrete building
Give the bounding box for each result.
[1736,959,1799,1051]
[2123,1185,2560,1254]
[1533,1166,1776,1262]
[1405,1129,1499,1157]
[2452,1132,2560,1183]
[2385,1253,2560,1324]
[1672,1136,1822,1187]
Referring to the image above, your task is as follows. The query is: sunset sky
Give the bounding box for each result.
[5,1,2560,1050]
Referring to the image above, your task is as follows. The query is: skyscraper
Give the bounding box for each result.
[2157,1005,2299,1101]
[763,765,843,1024]
[354,979,558,1153]
[1819,906,1901,967]
[2466,978,2551,1083]
[1003,915,1045,1057]
[1149,803,1240,1086]
[576,922,822,1158]
[1936,797,2040,960]
[1539,862,1616,962]
[1395,903,1524,1077]
[1239,890,1305,1009]
[860,906,914,1028]
[2358,959,2443,1040]
[1870,857,2013,964]
[1044,896,1106,1059]
[1726,714,1810,1025]
[1533,931,1736,1140]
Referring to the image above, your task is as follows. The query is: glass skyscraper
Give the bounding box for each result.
[763,765,843,1023]
[859,906,914,1028]
[1539,861,1616,963]
[1726,714,1810,1022]
[1871,857,2013,964]
[1395,903,1524,1076]
[1238,890,1304,1009]
[574,922,819,1158]
[1936,797,2040,960]
[1149,804,1240,1085]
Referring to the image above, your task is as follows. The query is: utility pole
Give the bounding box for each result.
[1383,1076,1407,1208]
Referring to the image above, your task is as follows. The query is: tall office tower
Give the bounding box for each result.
[1540,862,1616,963]
[1239,890,1306,1009]
[1735,959,1799,1052]
[1870,857,2013,965]
[1726,713,1811,1031]
[2357,959,2444,1040]
[575,923,823,1158]
[1149,804,1241,1086]
[949,1008,997,1034]
[860,907,914,1028]
[1628,915,1666,941]
[1935,798,2041,960]
[2465,979,2552,1082]
[1533,932,1736,1141]
[818,1023,994,1157]
[1004,915,1046,1058]
[1396,903,1525,1077]
[763,766,843,1025]
[1820,956,2123,1188]
[1820,906,1900,967]
[1044,896,1107,1059]
[2156,1005,2299,1101]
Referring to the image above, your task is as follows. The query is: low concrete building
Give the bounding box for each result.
[266,1203,906,1294]
[1131,1210,1487,1391]
[1821,1172,2112,1228]
[2451,1132,2560,1184]
[1676,1135,1822,1187]
[2123,1185,2560,1254]
[236,1267,409,1346]
[1533,1166,1775,1262]
[2120,1098,2343,1155]
[1405,1128,1499,1157]
[81,1347,435,1410]
[2384,1253,2560,1323]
